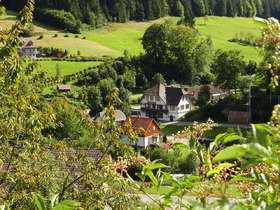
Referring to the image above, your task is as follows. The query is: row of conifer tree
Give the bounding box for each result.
[2,0,279,32]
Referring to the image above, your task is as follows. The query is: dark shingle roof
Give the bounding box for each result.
[166,86,188,106]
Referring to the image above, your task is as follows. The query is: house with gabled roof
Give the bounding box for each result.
[122,116,161,148]
[188,83,228,101]
[18,37,39,59]
[135,84,193,121]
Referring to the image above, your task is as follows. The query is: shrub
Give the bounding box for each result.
[54,34,58,37]
[74,35,79,38]
[176,154,201,174]
[38,35,44,39]
[64,34,69,37]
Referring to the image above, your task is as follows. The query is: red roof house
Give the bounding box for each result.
[122,117,161,148]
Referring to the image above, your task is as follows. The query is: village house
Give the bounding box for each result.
[132,84,193,121]
[18,37,39,59]
[188,83,228,101]
[122,116,161,148]
[131,83,229,122]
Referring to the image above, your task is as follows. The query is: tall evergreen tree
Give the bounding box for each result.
[254,0,263,16]
[191,0,206,16]
[236,0,245,16]
[263,0,271,18]
[227,0,235,17]
[175,1,185,16]
[214,0,227,16]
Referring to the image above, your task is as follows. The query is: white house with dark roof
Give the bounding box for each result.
[135,84,193,121]
[18,37,39,59]
[187,83,228,101]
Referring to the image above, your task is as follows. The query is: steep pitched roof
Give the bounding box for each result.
[166,86,188,106]
[124,117,161,137]
[144,84,166,103]
[95,110,126,122]
[20,37,38,48]
[188,84,227,100]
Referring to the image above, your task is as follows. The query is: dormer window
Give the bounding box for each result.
[27,40,33,46]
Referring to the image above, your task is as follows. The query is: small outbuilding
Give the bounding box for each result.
[228,111,249,123]
[57,85,71,92]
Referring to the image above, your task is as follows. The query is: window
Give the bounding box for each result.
[181,105,184,110]
[157,105,163,110]
[158,113,163,118]
[150,95,153,101]
[186,104,190,109]
[170,106,176,111]
[153,126,156,130]
[155,96,160,101]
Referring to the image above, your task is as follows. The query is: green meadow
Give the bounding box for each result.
[1,11,265,68]
[37,61,103,77]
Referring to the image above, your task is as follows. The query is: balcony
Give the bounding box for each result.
[141,107,168,114]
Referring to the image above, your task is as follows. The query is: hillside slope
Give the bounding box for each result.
[0,11,263,62]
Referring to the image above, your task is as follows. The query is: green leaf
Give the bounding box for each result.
[32,194,47,210]
[206,163,235,178]
[146,171,158,186]
[265,202,280,210]
[214,133,243,147]
[252,124,271,148]
[135,172,146,182]
[231,174,254,182]
[51,194,59,208]
[214,133,227,147]
[246,143,271,158]
[184,198,207,209]
[171,142,188,148]
[0,205,9,210]
[189,133,196,149]
[223,134,244,144]
[52,200,80,210]
[212,145,247,163]
[143,163,169,173]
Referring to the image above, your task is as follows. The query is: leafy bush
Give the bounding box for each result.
[34,8,81,33]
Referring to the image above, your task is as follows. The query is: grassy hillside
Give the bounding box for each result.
[37,61,103,77]
[1,11,264,62]
[195,16,265,62]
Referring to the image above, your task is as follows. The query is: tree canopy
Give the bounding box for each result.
[142,21,212,85]
[2,0,280,31]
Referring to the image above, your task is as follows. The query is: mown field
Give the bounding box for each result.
[37,60,103,77]
[1,10,264,63]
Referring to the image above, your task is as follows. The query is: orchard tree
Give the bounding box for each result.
[211,49,245,93]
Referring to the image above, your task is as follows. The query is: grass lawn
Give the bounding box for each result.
[2,10,263,62]
[195,16,264,63]
[160,124,251,139]
[37,60,103,77]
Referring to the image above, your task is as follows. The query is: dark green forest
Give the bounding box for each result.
[2,0,280,32]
